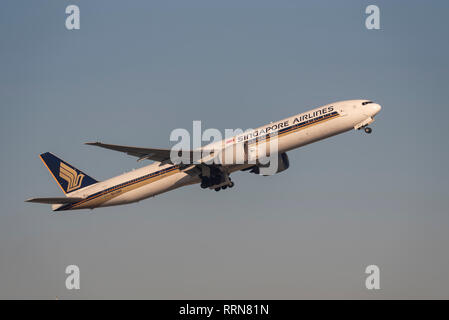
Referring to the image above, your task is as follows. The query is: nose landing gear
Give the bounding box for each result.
[364,127,372,134]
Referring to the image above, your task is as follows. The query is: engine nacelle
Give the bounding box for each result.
[248,152,290,176]
[277,152,290,173]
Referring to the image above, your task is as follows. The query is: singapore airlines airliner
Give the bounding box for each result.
[26,99,381,211]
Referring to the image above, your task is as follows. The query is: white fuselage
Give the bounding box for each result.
[55,99,381,211]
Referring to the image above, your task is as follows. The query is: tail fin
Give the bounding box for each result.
[39,152,98,194]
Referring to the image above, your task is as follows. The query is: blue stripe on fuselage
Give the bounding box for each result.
[56,111,340,211]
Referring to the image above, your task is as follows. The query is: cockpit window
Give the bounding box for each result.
[362,101,373,105]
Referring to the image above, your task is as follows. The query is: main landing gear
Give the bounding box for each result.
[364,127,372,134]
[200,168,234,192]
[214,181,234,192]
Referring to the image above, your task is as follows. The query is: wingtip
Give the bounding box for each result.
[85,142,100,146]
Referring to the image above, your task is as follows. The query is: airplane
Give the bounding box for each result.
[26,99,381,211]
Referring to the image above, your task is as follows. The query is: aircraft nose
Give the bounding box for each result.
[372,103,382,115]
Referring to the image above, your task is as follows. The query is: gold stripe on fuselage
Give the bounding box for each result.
[67,112,340,210]
[71,166,180,209]
[247,112,340,145]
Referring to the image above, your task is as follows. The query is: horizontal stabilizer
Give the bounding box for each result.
[25,197,83,204]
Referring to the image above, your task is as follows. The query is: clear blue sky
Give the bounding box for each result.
[1,0,448,298]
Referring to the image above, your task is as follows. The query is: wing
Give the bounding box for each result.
[25,197,83,204]
[85,142,171,162]
[85,142,204,163]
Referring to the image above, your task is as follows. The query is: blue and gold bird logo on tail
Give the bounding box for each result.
[39,152,98,194]
[59,162,85,192]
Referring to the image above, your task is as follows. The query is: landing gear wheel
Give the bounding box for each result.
[221,185,227,190]
[200,177,209,189]
[215,187,220,192]
[364,127,372,134]
[229,182,234,188]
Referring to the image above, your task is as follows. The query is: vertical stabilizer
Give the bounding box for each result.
[39,152,98,194]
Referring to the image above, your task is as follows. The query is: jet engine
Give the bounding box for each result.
[244,152,290,176]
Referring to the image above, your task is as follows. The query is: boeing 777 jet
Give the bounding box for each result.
[26,99,381,211]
